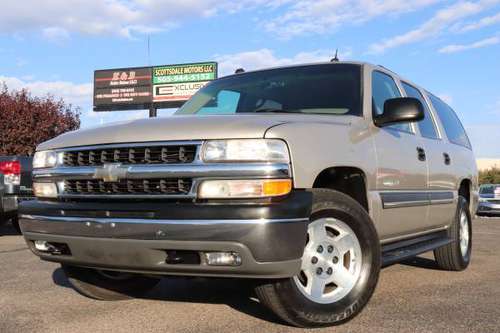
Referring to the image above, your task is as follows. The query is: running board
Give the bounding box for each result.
[381,231,453,267]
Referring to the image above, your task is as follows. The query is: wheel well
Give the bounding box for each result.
[459,179,471,203]
[312,167,369,212]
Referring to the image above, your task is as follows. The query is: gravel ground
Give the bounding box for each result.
[0,217,499,333]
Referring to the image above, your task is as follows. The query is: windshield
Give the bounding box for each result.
[175,64,361,116]
[480,184,500,195]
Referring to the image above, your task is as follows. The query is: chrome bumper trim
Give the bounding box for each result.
[20,214,308,225]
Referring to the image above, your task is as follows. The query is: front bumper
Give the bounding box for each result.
[477,201,500,216]
[19,191,312,278]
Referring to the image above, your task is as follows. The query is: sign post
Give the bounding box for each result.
[93,62,217,116]
[149,105,157,118]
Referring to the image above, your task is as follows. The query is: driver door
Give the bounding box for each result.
[371,70,429,240]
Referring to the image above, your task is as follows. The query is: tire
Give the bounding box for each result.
[10,216,22,234]
[434,196,472,271]
[62,265,161,301]
[255,189,381,327]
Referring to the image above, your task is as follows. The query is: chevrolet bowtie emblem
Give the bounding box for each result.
[93,163,127,182]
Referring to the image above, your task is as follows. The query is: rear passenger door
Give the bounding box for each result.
[371,70,429,240]
[427,93,474,205]
[401,82,455,229]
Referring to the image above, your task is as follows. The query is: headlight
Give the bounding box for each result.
[33,151,60,169]
[202,139,289,163]
[198,179,292,199]
[33,182,58,198]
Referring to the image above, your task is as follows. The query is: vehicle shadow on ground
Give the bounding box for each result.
[51,268,286,325]
[400,256,442,270]
[0,223,20,236]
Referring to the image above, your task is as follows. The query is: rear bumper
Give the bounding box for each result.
[19,191,312,278]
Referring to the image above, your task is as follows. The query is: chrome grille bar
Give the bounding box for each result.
[34,163,291,181]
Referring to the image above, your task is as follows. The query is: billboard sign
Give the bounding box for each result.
[94,67,152,111]
[93,62,217,112]
[152,62,217,103]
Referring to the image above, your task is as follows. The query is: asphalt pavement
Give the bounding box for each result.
[1,217,499,333]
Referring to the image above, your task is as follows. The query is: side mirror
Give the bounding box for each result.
[374,97,424,127]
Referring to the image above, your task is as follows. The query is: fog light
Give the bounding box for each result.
[33,240,69,255]
[204,252,242,266]
[34,240,54,252]
[33,182,58,198]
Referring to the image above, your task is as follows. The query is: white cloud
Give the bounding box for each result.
[0,76,92,106]
[368,0,499,54]
[454,11,500,32]
[439,35,500,53]
[42,27,71,43]
[215,48,352,76]
[263,0,439,39]
[0,0,288,39]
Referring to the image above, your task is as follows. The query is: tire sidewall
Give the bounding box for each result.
[455,197,472,267]
[276,190,381,325]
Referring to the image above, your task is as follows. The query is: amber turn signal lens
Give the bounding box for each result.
[262,179,292,197]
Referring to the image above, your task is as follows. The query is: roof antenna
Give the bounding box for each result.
[235,68,245,74]
[331,49,339,62]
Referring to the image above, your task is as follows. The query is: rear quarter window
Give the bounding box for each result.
[428,93,471,149]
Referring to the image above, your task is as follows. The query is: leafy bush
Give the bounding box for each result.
[0,84,80,156]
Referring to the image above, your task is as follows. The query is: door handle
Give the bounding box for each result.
[443,153,451,165]
[417,147,426,161]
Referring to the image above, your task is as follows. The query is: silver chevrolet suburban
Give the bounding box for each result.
[19,61,478,327]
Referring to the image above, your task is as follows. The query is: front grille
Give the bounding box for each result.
[489,199,500,204]
[63,145,197,167]
[64,178,192,196]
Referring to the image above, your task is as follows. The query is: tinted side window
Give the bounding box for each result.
[372,71,411,132]
[402,82,438,139]
[428,94,471,148]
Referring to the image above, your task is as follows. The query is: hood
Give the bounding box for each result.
[38,115,290,150]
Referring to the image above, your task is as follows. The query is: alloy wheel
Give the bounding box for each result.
[294,217,363,304]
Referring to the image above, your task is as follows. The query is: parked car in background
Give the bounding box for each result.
[19,61,477,327]
[477,184,500,216]
[0,156,33,233]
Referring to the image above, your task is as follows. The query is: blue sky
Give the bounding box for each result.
[0,0,499,157]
